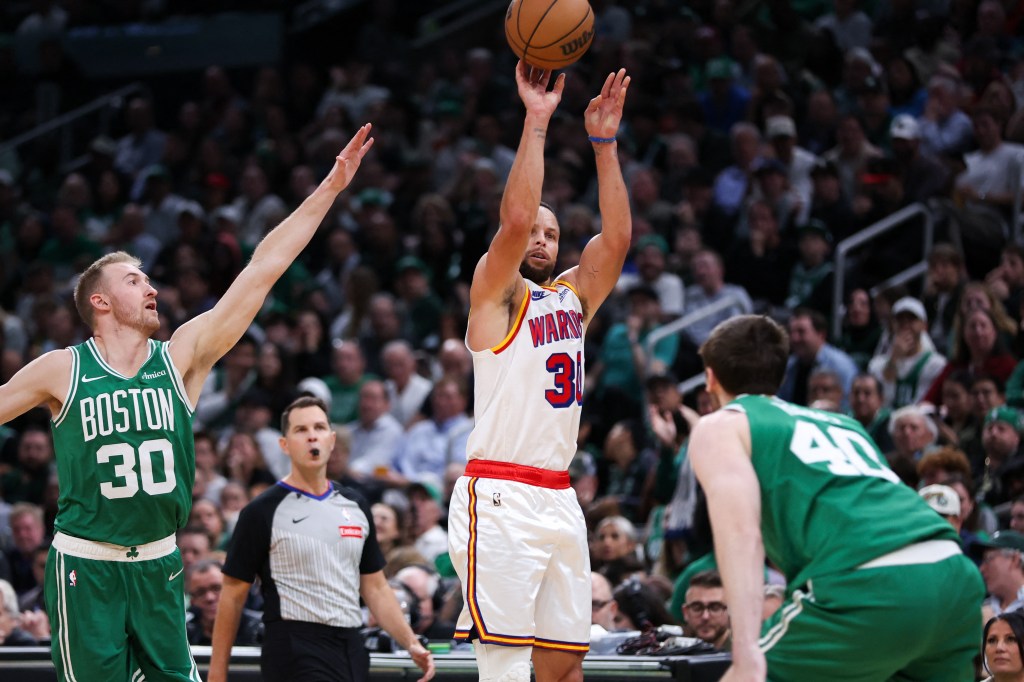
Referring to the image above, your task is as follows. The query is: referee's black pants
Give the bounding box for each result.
[261,620,369,682]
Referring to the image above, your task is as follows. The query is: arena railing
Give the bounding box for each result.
[830,202,934,340]
[642,294,745,398]
[0,81,144,175]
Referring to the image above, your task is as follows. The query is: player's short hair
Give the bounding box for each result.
[73,251,143,328]
[699,315,789,396]
[281,395,330,433]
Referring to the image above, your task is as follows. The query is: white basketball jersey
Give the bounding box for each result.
[466,278,586,471]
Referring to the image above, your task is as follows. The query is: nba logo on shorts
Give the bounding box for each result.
[69,570,77,587]
[492,492,501,507]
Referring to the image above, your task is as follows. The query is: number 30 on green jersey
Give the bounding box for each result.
[97,438,177,499]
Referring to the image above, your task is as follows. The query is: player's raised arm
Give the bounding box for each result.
[563,69,632,322]
[470,61,564,309]
[689,408,768,682]
[169,124,373,399]
[0,350,72,424]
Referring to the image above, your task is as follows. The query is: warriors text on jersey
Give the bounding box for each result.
[51,339,195,546]
[726,394,958,591]
[466,279,585,471]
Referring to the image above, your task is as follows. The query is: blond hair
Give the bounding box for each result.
[73,251,142,327]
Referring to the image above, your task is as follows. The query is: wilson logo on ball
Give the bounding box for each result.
[560,29,593,56]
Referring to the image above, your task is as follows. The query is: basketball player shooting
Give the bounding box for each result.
[0,124,373,682]
[447,62,631,682]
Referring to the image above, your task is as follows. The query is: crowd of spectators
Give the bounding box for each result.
[1,0,1024,675]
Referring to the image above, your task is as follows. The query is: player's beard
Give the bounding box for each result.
[112,297,160,335]
[519,259,555,284]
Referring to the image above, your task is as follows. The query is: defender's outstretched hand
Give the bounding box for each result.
[324,123,375,192]
[585,69,630,139]
[514,59,565,120]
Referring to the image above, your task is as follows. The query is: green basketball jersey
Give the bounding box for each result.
[51,338,195,546]
[729,394,957,590]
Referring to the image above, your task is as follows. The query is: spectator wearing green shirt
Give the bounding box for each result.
[591,285,678,423]
[322,340,377,425]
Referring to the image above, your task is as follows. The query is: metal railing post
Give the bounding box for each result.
[831,202,933,339]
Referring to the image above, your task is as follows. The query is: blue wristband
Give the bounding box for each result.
[588,135,616,144]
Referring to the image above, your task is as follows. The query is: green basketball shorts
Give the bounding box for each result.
[46,532,201,682]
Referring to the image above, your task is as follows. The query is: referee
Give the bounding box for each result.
[208,396,434,682]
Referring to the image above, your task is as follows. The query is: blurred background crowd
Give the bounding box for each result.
[1,0,1024,675]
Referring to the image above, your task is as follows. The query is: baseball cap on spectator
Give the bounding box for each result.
[846,47,880,75]
[568,450,597,484]
[356,188,392,209]
[395,255,431,279]
[918,484,960,517]
[407,475,443,505]
[797,219,833,244]
[810,159,839,178]
[435,99,463,117]
[860,156,898,185]
[859,76,885,95]
[296,376,332,411]
[142,164,171,183]
[890,114,921,141]
[634,234,669,255]
[178,201,205,222]
[205,172,231,190]
[973,530,1024,554]
[212,205,242,224]
[705,57,736,81]
[891,296,927,322]
[985,406,1024,432]
[90,135,117,156]
[765,116,796,139]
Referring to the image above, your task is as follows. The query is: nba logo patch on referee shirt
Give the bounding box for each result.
[339,525,363,539]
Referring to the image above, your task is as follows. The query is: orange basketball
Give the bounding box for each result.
[505,0,595,70]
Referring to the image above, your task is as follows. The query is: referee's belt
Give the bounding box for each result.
[52,531,177,562]
[465,459,570,489]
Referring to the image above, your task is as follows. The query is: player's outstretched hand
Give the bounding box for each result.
[407,641,436,681]
[585,68,630,140]
[324,123,374,193]
[514,59,565,120]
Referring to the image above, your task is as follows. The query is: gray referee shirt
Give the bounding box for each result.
[223,481,385,627]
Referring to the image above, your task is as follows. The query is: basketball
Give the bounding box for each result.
[505,0,595,70]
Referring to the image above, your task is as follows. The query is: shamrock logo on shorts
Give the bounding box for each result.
[126,546,139,559]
